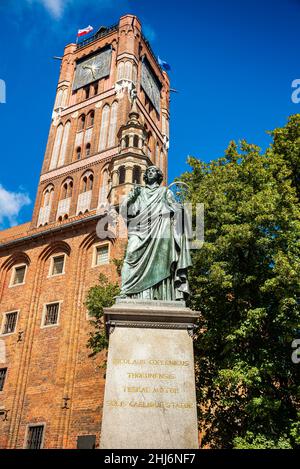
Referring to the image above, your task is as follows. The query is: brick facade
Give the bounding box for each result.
[0,14,170,449]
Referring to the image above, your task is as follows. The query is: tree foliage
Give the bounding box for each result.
[86,273,120,356]
[181,115,300,449]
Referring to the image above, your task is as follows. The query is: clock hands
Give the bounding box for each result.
[82,64,96,80]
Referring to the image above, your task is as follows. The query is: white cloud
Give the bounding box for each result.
[26,0,67,19]
[0,185,31,228]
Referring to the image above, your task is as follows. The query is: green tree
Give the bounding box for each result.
[86,273,120,356]
[181,115,300,448]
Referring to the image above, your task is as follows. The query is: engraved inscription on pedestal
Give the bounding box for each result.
[100,327,198,449]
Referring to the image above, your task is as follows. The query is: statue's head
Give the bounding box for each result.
[143,166,164,186]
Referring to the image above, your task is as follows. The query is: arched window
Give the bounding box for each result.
[98,104,110,151]
[125,135,130,148]
[88,174,94,191]
[132,65,138,84]
[84,86,90,100]
[78,114,85,131]
[119,165,126,185]
[86,143,91,157]
[107,101,118,148]
[38,185,54,226]
[99,170,109,204]
[133,135,139,148]
[55,89,63,109]
[93,82,98,96]
[160,151,164,171]
[62,183,68,200]
[58,121,70,167]
[76,147,81,160]
[156,143,160,166]
[117,62,124,80]
[50,124,63,170]
[124,61,132,80]
[132,166,141,184]
[68,181,73,198]
[87,111,94,127]
[61,88,68,108]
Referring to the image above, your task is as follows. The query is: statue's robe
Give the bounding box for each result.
[120,184,192,301]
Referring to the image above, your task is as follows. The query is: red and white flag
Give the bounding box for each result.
[77,25,94,37]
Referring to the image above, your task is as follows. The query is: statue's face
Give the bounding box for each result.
[146,166,159,184]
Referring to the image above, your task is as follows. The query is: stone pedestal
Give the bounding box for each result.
[100,299,200,449]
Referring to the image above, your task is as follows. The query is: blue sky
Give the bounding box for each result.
[0,0,300,229]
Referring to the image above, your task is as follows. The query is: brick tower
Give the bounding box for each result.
[0,15,170,449]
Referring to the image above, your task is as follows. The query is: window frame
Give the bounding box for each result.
[48,254,66,278]
[9,264,27,288]
[24,423,46,449]
[0,310,19,337]
[92,242,110,268]
[41,301,63,329]
[0,367,7,392]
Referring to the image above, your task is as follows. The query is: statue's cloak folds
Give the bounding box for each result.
[120,185,192,300]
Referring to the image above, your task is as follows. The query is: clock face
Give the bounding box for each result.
[73,48,112,91]
[141,60,161,114]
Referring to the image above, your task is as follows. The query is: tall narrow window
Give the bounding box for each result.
[88,174,94,191]
[107,102,118,148]
[76,147,81,160]
[26,425,45,449]
[2,312,18,335]
[98,104,110,151]
[86,143,91,157]
[93,82,98,96]
[117,62,124,80]
[43,303,60,327]
[85,87,90,100]
[119,165,126,185]
[78,115,85,131]
[99,170,109,204]
[87,111,94,127]
[0,368,7,391]
[133,135,139,148]
[132,166,141,184]
[124,61,132,80]
[58,121,70,167]
[50,124,63,170]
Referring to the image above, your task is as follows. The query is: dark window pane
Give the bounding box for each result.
[0,368,7,391]
[13,266,26,285]
[44,303,59,326]
[52,256,65,275]
[77,435,96,449]
[3,312,18,334]
[26,425,44,449]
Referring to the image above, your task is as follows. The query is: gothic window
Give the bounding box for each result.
[87,111,94,127]
[84,86,90,100]
[81,172,93,193]
[117,62,124,80]
[50,124,63,170]
[98,104,110,151]
[55,89,63,109]
[124,61,132,80]
[132,165,141,184]
[86,143,91,157]
[125,135,130,148]
[133,135,139,148]
[132,64,138,84]
[78,114,85,131]
[119,165,126,185]
[93,82,99,96]
[107,101,118,148]
[99,170,109,204]
[58,121,70,167]
[38,185,54,226]
[76,147,81,160]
